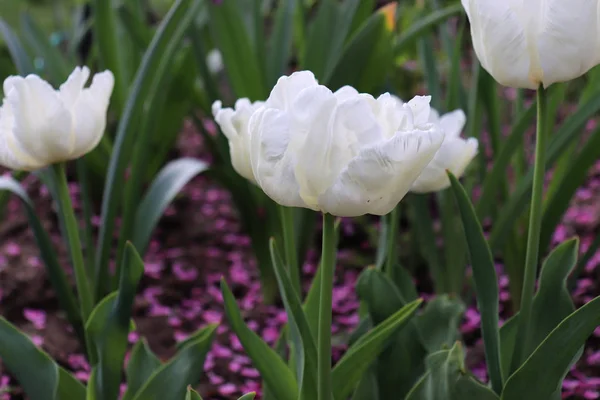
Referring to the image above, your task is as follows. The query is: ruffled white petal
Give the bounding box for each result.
[318,128,444,216]
[411,136,479,193]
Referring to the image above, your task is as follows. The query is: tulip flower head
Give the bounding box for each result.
[411,108,478,193]
[212,98,265,182]
[248,71,445,217]
[0,66,114,170]
[462,0,600,89]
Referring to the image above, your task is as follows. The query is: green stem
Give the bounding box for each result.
[279,206,301,297]
[53,163,94,322]
[385,206,400,280]
[317,213,337,400]
[510,85,547,373]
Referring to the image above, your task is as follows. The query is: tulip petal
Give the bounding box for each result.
[249,107,307,209]
[266,71,319,110]
[411,137,479,193]
[58,66,91,108]
[462,0,534,88]
[536,0,600,87]
[0,103,44,170]
[7,75,73,164]
[70,70,114,158]
[438,110,466,138]
[318,129,444,216]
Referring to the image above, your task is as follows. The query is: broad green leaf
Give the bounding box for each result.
[350,368,380,400]
[501,295,600,399]
[0,18,33,74]
[189,24,221,106]
[0,177,82,342]
[96,0,202,297]
[302,0,339,79]
[92,0,127,109]
[415,295,465,353]
[238,393,257,400]
[208,0,266,99]
[405,342,498,400]
[269,239,318,400]
[499,239,579,380]
[131,158,208,255]
[321,0,362,80]
[221,279,298,400]
[355,268,425,398]
[132,325,216,400]
[267,0,296,87]
[0,317,86,400]
[20,13,72,82]
[540,126,600,253]
[185,386,203,400]
[332,299,422,400]
[87,243,145,400]
[325,9,392,93]
[122,340,162,400]
[393,4,463,56]
[448,172,502,394]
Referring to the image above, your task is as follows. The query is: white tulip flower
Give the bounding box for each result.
[461,0,600,89]
[248,71,444,217]
[212,98,265,182]
[411,108,478,193]
[0,66,114,171]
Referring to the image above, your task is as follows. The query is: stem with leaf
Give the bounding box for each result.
[317,213,337,400]
[510,85,547,373]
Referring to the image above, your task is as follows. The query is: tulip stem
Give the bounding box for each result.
[53,163,96,363]
[317,213,337,400]
[278,206,301,297]
[510,85,547,374]
[385,206,400,279]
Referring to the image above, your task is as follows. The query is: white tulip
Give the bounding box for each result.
[411,108,479,193]
[248,71,444,217]
[212,98,264,182]
[0,66,114,171]
[461,0,600,89]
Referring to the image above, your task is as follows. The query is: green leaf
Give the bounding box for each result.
[238,393,257,400]
[92,0,127,110]
[405,342,498,400]
[221,279,298,400]
[132,325,216,400]
[208,0,266,99]
[540,126,600,253]
[302,0,339,79]
[87,243,145,400]
[393,4,463,56]
[415,295,465,353]
[132,158,208,255]
[185,386,203,400]
[490,89,600,251]
[267,0,297,87]
[0,317,86,400]
[499,239,579,380]
[321,0,362,80]
[0,18,33,74]
[501,294,600,399]
[122,340,162,400]
[475,104,536,219]
[350,368,380,400]
[448,172,502,394]
[269,239,318,400]
[355,267,425,398]
[331,298,422,400]
[20,13,72,82]
[0,177,82,342]
[95,0,203,297]
[325,10,392,93]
